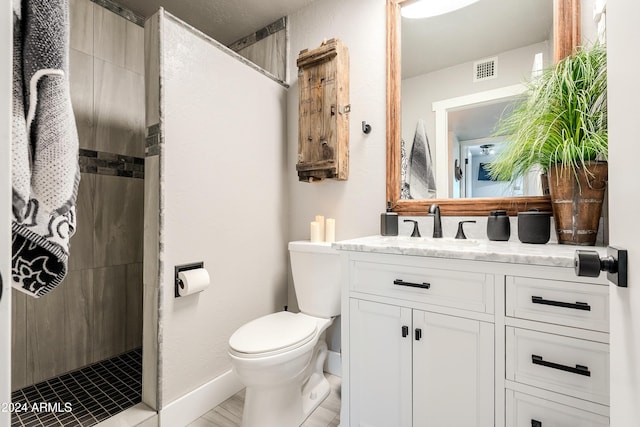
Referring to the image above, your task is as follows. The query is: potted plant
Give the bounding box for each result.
[488,43,608,245]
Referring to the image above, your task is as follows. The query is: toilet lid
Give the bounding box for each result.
[229,311,317,355]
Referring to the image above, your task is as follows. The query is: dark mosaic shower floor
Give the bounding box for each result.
[11,348,142,427]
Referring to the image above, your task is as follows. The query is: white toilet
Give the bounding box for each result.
[228,241,341,427]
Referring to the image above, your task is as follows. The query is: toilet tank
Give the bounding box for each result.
[288,241,341,318]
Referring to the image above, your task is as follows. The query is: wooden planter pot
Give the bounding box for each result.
[548,162,608,245]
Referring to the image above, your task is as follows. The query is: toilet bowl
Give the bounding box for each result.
[228,241,340,427]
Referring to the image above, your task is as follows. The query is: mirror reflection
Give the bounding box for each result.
[400,0,553,200]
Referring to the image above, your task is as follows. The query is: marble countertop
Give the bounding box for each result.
[333,235,608,268]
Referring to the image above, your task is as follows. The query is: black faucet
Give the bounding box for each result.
[403,219,421,237]
[428,204,442,238]
[455,220,476,239]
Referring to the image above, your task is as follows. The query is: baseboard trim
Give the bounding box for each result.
[324,350,342,377]
[158,370,243,426]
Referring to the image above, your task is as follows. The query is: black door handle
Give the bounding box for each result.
[0,271,3,302]
[402,325,409,338]
[531,354,591,377]
[531,296,591,311]
[415,328,422,341]
[575,246,627,287]
[531,420,542,427]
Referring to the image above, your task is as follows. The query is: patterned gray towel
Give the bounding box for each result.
[11,0,80,297]
[408,119,436,199]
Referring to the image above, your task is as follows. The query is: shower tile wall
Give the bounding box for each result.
[229,18,287,82]
[11,0,145,391]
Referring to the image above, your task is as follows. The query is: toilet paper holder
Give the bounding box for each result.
[175,262,204,297]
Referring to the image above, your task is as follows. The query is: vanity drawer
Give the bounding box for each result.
[506,327,609,405]
[506,276,609,332]
[350,259,493,313]
[506,390,609,427]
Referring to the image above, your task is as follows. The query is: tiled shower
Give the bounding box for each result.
[11,0,288,424]
[11,0,146,424]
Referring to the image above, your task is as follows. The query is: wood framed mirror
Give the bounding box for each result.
[386,0,581,215]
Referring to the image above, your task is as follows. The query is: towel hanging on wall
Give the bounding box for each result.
[11,0,80,298]
[400,138,410,199]
[407,119,436,199]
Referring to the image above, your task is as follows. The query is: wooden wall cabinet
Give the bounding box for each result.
[296,39,349,182]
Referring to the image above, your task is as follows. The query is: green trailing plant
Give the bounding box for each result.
[488,43,607,183]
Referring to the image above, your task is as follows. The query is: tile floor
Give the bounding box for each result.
[11,348,142,427]
[187,374,341,427]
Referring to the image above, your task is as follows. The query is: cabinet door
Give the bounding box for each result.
[413,310,494,427]
[349,299,412,427]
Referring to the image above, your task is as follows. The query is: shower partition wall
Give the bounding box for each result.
[144,10,289,424]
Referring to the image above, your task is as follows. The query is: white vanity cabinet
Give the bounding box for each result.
[342,251,495,427]
[336,236,610,427]
[504,274,611,426]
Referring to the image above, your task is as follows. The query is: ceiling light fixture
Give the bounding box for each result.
[401,0,480,19]
[480,144,495,156]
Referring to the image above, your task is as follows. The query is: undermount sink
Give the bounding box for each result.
[378,236,483,246]
[415,237,482,246]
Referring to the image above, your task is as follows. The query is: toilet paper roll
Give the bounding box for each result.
[177,268,210,296]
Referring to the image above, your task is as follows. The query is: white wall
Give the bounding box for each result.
[287,0,387,244]
[607,0,640,424]
[158,14,288,407]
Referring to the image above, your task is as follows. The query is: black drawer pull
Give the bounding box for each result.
[531,420,542,427]
[531,354,591,377]
[415,328,422,341]
[393,279,430,289]
[531,296,591,311]
[402,325,409,338]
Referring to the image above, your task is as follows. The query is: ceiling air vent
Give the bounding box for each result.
[473,57,497,82]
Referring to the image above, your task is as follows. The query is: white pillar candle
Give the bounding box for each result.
[325,218,336,243]
[310,221,321,242]
[315,215,325,242]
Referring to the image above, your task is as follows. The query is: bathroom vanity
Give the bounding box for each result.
[335,236,610,427]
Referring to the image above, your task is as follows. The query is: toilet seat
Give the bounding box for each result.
[229,311,317,358]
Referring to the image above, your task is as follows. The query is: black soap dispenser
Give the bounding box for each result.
[487,210,510,241]
[380,201,398,236]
